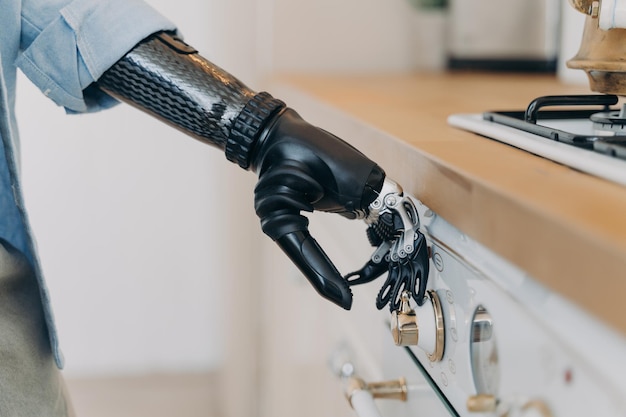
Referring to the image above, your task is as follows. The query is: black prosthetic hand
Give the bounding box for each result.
[251,109,385,309]
[97,32,385,309]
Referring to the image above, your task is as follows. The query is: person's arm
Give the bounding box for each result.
[96,32,386,309]
[18,0,176,113]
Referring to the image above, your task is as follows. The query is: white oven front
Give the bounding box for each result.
[332,198,626,417]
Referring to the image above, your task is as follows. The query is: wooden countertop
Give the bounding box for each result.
[268,72,626,336]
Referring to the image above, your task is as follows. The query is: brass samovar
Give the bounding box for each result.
[568,0,626,94]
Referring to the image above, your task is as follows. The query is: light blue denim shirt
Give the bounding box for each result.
[1,0,175,367]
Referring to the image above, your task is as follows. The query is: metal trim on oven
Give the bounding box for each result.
[403,346,461,417]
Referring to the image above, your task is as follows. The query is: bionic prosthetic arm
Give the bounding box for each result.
[96,32,386,309]
[96,32,274,166]
[98,32,432,311]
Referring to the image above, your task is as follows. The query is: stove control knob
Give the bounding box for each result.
[514,400,553,417]
[466,397,553,417]
[391,292,418,345]
[391,290,445,361]
[344,376,408,417]
[466,394,497,413]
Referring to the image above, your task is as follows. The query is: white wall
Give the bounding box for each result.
[266,0,426,74]
[558,0,588,85]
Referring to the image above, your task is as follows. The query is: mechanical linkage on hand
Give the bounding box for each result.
[95,31,428,311]
[345,179,430,310]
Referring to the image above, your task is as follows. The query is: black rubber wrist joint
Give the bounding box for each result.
[226,92,285,169]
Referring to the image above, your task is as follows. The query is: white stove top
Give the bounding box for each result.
[448,112,626,186]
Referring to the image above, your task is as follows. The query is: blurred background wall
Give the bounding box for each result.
[15,0,586,380]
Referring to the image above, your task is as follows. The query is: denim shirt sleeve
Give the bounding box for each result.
[16,0,177,113]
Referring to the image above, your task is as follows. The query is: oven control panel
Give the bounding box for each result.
[390,200,626,417]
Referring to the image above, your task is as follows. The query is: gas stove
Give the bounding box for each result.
[333,93,626,417]
[448,94,626,186]
[332,194,626,417]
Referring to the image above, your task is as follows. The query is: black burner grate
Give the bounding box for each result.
[482,94,626,159]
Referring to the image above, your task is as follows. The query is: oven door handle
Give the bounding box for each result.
[345,376,407,417]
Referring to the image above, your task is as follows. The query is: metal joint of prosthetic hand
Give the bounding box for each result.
[369,179,419,261]
[346,179,430,311]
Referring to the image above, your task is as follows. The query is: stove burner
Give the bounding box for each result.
[523,94,618,123]
[448,94,626,186]
[590,105,626,134]
[483,94,626,157]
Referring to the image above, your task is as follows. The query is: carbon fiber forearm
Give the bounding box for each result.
[97,32,285,169]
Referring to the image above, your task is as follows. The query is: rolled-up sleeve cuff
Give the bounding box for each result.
[17,0,176,113]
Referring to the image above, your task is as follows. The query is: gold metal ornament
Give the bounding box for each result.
[567,13,626,95]
[568,0,598,16]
